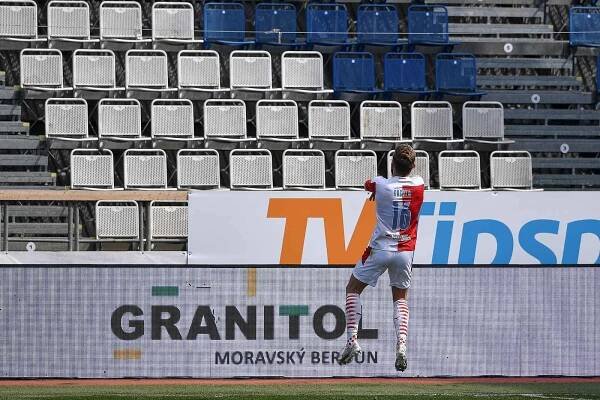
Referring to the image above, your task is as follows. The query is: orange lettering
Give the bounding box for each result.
[267,198,376,265]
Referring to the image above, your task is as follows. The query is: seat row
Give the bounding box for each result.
[45,98,509,144]
[19,49,480,98]
[1,1,452,49]
[72,148,534,191]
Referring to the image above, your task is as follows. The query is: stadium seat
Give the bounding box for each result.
[435,53,484,97]
[462,101,513,144]
[308,100,358,144]
[490,151,534,190]
[408,5,455,47]
[255,3,298,45]
[282,149,327,190]
[20,49,72,95]
[0,0,46,49]
[152,2,201,49]
[357,4,401,46]
[99,1,150,49]
[72,49,123,98]
[203,99,253,143]
[98,98,146,142]
[335,150,378,190]
[333,52,381,97]
[281,51,333,99]
[125,49,176,99]
[360,101,406,144]
[384,53,430,95]
[388,149,430,189]
[70,148,114,190]
[411,101,461,143]
[203,2,253,46]
[438,150,481,190]
[47,1,97,49]
[256,99,305,143]
[177,50,229,99]
[151,99,196,142]
[229,149,273,190]
[45,98,94,142]
[123,149,168,189]
[569,7,600,47]
[306,3,349,48]
[149,201,188,239]
[95,201,139,239]
[176,149,221,189]
[229,50,278,97]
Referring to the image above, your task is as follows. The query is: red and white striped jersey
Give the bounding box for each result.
[365,175,425,252]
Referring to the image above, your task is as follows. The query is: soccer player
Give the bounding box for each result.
[338,144,425,372]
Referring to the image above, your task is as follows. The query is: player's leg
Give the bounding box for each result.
[387,251,413,372]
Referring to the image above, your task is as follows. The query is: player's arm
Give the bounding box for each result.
[364,180,376,201]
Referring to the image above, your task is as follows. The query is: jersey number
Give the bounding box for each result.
[392,201,411,231]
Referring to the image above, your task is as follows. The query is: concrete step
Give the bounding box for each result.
[0,135,45,150]
[0,171,56,185]
[532,158,600,169]
[0,121,29,133]
[481,90,593,104]
[0,154,48,167]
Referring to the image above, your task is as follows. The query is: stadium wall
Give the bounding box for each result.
[1,266,599,378]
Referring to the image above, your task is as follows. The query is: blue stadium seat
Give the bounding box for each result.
[255,3,298,45]
[306,3,348,46]
[569,7,600,47]
[435,53,484,97]
[333,52,380,95]
[357,4,400,46]
[204,2,253,45]
[408,5,451,45]
[384,52,430,94]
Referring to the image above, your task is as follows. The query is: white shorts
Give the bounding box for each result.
[352,247,414,289]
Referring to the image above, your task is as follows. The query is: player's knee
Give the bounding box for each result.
[346,278,363,294]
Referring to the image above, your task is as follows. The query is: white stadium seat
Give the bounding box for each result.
[123,149,168,189]
[281,51,332,98]
[47,0,97,48]
[151,99,196,141]
[335,150,378,189]
[152,2,201,48]
[490,151,534,190]
[438,150,482,190]
[125,49,176,98]
[99,1,150,48]
[230,51,277,96]
[70,148,114,190]
[95,201,139,239]
[360,101,406,143]
[177,149,221,189]
[283,149,326,190]
[20,49,71,94]
[72,49,122,96]
[203,99,253,143]
[177,50,229,98]
[256,100,303,142]
[149,201,188,239]
[463,101,513,144]
[308,100,358,144]
[411,101,461,143]
[0,0,45,48]
[98,98,145,141]
[45,98,94,142]
[229,149,273,190]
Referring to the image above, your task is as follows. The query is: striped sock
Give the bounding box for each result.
[345,293,361,341]
[393,299,409,344]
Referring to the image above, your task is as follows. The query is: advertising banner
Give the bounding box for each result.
[1,266,599,377]
[188,191,600,265]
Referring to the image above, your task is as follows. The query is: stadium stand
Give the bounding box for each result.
[0,0,598,251]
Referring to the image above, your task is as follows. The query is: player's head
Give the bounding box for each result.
[391,144,416,177]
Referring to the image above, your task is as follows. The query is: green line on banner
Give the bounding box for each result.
[279,305,309,316]
[152,286,179,296]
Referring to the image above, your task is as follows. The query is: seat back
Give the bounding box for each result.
[283,149,326,189]
[0,0,38,38]
[73,49,116,89]
[384,53,427,92]
[335,150,377,189]
[126,49,169,89]
[204,99,247,138]
[204,2,246,42]
[408,5,448,44]
[229,149,273,189]
[95,201,139,239]
[150,201,188,239]
[177,50,221,89]
[308,100,350,139]
[177,149,220,189]
[306,3,348,44]
[123,149,168,189]
[255,2,296,44]
[438,150,481,189]
[100,1,143,40]
[360,101,402,140]
[47,0,90,39]
[436,53,478,92]
[333,52,376,92]
[411,101,453,140]
[490,151,533,190]
[256,100,298,139]
[98,98,141,138]
[387,149,430,189]
[151,99,194,139]
[357,4,398,44]
[70,149,114,189]
[281,51,324,90]
[152,1,195,41]
[20,49,64,88]
[45,98,88,139]
[463,101,504,140]
[230,50,272,89]
[570,7,600,46]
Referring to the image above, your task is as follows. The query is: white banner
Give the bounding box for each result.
[189,191,600,265]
